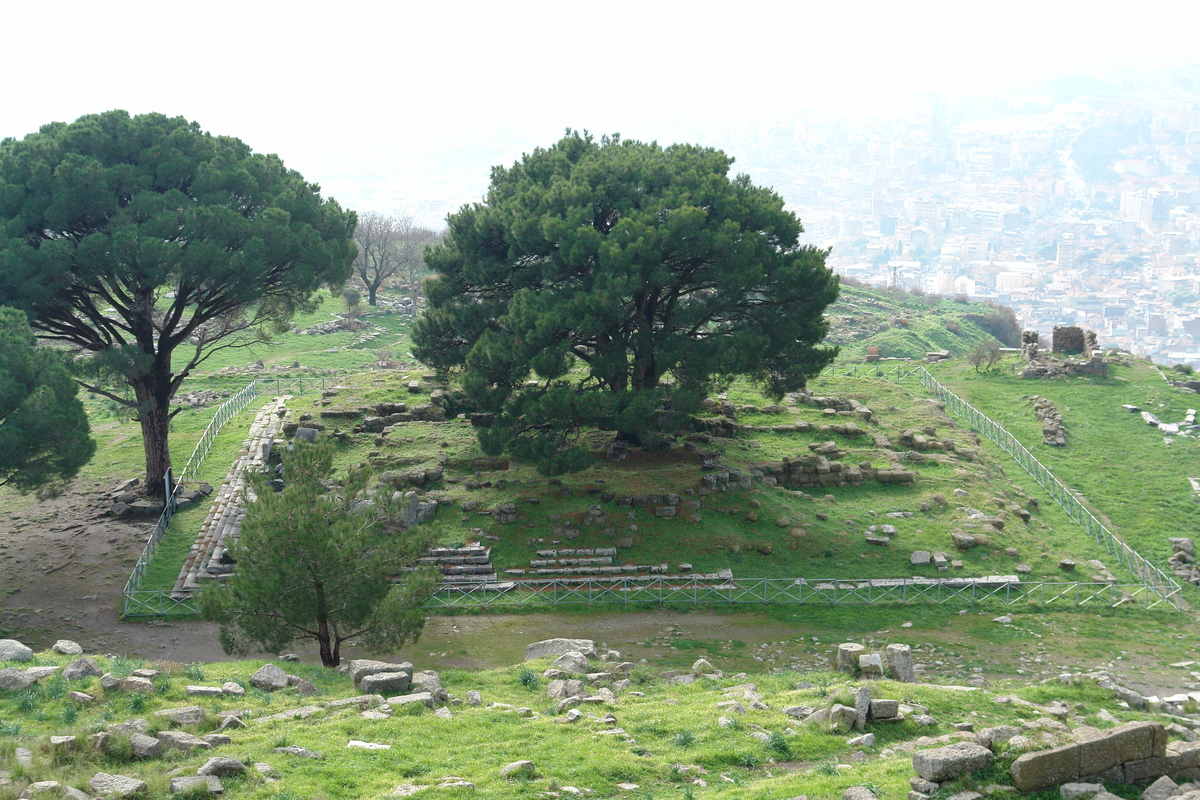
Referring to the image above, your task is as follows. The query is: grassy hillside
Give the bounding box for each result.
[931,354,1200,582]
[825,284,1018,361]
[0,643,1191,800]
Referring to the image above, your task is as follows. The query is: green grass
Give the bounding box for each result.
[0,647,1182,800]
[929,356,1200,602]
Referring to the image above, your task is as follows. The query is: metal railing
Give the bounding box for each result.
[817,362,1183,609]
[426,576,1178,611]
[120,377,320,617]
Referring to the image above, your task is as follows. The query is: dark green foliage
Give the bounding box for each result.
[965,302,1021,347]
[0,110,357,495]
[517,668,539,690]
[413,131,839,473]
[0,306,94,493]
[199,438,439,667]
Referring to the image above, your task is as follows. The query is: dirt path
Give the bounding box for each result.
[0,483,231,661]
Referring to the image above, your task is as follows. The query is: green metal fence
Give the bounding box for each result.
[120,377,322,617]
[426,576,1177,610]
[819,362,1183,609]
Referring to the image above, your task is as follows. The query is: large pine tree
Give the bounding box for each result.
[0,110,357,496]
[413,131,840,473]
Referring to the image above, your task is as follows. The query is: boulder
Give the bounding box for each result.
[499,760,537,778]
[221,682,245,697]
[273,745,323,759]
[827,703,858,732]
[49,735,76,752]
[128,732,163,759]
[121,676,155,693]
[168,776,222,795]
[525,638,597,661]
[197,757,247,777]
[249,664,289,691]
[155,705,206,726]
[156,731,211,752]
[912,742,994,782]
[853,685,872,729]
[546,679,586,700]
[550,652,590,674]
[60,657,102,681]
[410,670,441,693]
[107,719,150,735]
[26,666,61,682]
[0,667,36,692]
[88,773,147,799]
[1140,776,1179,800]
[387,691,434,708]
[0,639,33,662]
[52,640,84,656]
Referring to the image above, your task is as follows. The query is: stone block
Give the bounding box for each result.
[128,733,162,759]
[870,699,899,719]
[349,659,412,686]
[1076,735,1116,777]
[1109,722,1162,763]
[1123,756,1174,783]
[88,773,147,798]
[249,664,289,691]
[1009,745,1080,792]
[359,672,412,695]
[912,743,994,782]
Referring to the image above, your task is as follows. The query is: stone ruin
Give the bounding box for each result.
[1167,538,1200,586]
[1026,395,1067,446]
[1019,328,1107,379]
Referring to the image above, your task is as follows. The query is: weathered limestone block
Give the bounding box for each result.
[912,742,994,783]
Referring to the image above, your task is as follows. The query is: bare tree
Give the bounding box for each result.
[354,212,442,308]
[353,211,401,306]
[392,219,443,310]
[968,340,1002,372]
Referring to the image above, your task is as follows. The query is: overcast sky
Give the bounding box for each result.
[3,1,1198,223]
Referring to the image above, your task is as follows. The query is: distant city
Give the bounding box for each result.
[733,83,1200,367]
[380,74,1200,367]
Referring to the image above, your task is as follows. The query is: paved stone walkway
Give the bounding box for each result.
[171,397,290,598]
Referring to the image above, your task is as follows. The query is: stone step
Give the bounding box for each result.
[534,547,618,558]
[438,573,498,584]
[425,546,489,558]
[416,554,491,566]
[529,557,614,567]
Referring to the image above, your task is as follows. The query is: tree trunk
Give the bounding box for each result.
[131,370,174,499]
[315,584,338,666]
[366,283,378,306]
[317,623,337,667]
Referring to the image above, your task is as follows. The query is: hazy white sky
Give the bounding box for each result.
[3,0,1198,221]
